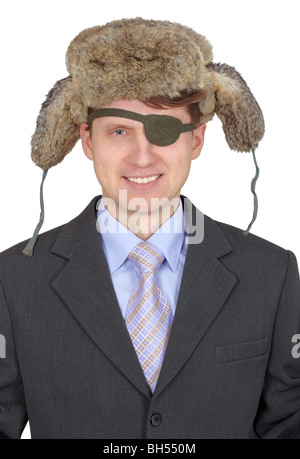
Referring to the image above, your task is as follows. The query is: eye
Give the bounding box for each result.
[113,129,127,136]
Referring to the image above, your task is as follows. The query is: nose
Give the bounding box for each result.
[128,130,157,168]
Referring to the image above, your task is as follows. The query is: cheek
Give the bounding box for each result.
[92,151,126,189]
[91,143,114,174]
[167,139,193,171]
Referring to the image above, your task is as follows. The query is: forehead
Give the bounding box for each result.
[98,99,190,122]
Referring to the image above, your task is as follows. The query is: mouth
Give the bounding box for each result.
[124,174,161,184]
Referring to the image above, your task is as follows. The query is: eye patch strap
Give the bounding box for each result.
[88,108,193,131]
[88,108,148,126]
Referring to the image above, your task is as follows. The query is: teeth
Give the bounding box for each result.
[127,175,160,184]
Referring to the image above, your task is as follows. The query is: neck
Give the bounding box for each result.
[105,198,181,240]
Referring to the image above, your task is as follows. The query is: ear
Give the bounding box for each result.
[192,123,206,160]
[80,123,93,160]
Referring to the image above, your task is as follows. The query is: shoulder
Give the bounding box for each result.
[215,218,288,255]
[0,224,66,275]
[210,217,297,278]
[182,195,293,267]
[0,195,100,277]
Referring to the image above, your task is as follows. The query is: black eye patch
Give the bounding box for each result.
[87,108,194,146]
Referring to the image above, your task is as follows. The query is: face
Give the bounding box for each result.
[80,99,206,218]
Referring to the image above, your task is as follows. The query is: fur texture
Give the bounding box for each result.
[31,18,265,170]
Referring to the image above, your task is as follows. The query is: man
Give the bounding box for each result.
[0,18,299,439]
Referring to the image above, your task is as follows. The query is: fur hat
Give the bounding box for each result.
[31,17,265,170]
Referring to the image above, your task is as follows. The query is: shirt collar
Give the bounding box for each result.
[97,198,185,273]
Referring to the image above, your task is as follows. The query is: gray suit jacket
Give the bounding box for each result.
[0,196,300,439]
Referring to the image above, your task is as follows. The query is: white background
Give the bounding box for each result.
[0,0,299,439]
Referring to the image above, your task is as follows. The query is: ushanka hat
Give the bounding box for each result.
[22,17,265,257]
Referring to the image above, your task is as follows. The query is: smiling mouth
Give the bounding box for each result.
[125,175,161,184]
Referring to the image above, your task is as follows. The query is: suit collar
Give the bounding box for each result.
[51,196,101,259]
[51,195,233,260]
[51,195,236,400]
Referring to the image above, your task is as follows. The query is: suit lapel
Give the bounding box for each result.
[51,197,152,399]
[153,198,237,398]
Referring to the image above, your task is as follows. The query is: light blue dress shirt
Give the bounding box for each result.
[96,198,188,319]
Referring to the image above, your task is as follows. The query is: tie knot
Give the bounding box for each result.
[128,241,165,274]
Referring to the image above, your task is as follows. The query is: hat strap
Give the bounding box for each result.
[22,169,48,257]
[20,150,259,256]
[243,149,259,236]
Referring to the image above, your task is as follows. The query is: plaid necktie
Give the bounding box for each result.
[125,241,173,392]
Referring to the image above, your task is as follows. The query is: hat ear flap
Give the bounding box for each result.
[208,63,265,152]
[31,76,81,170]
